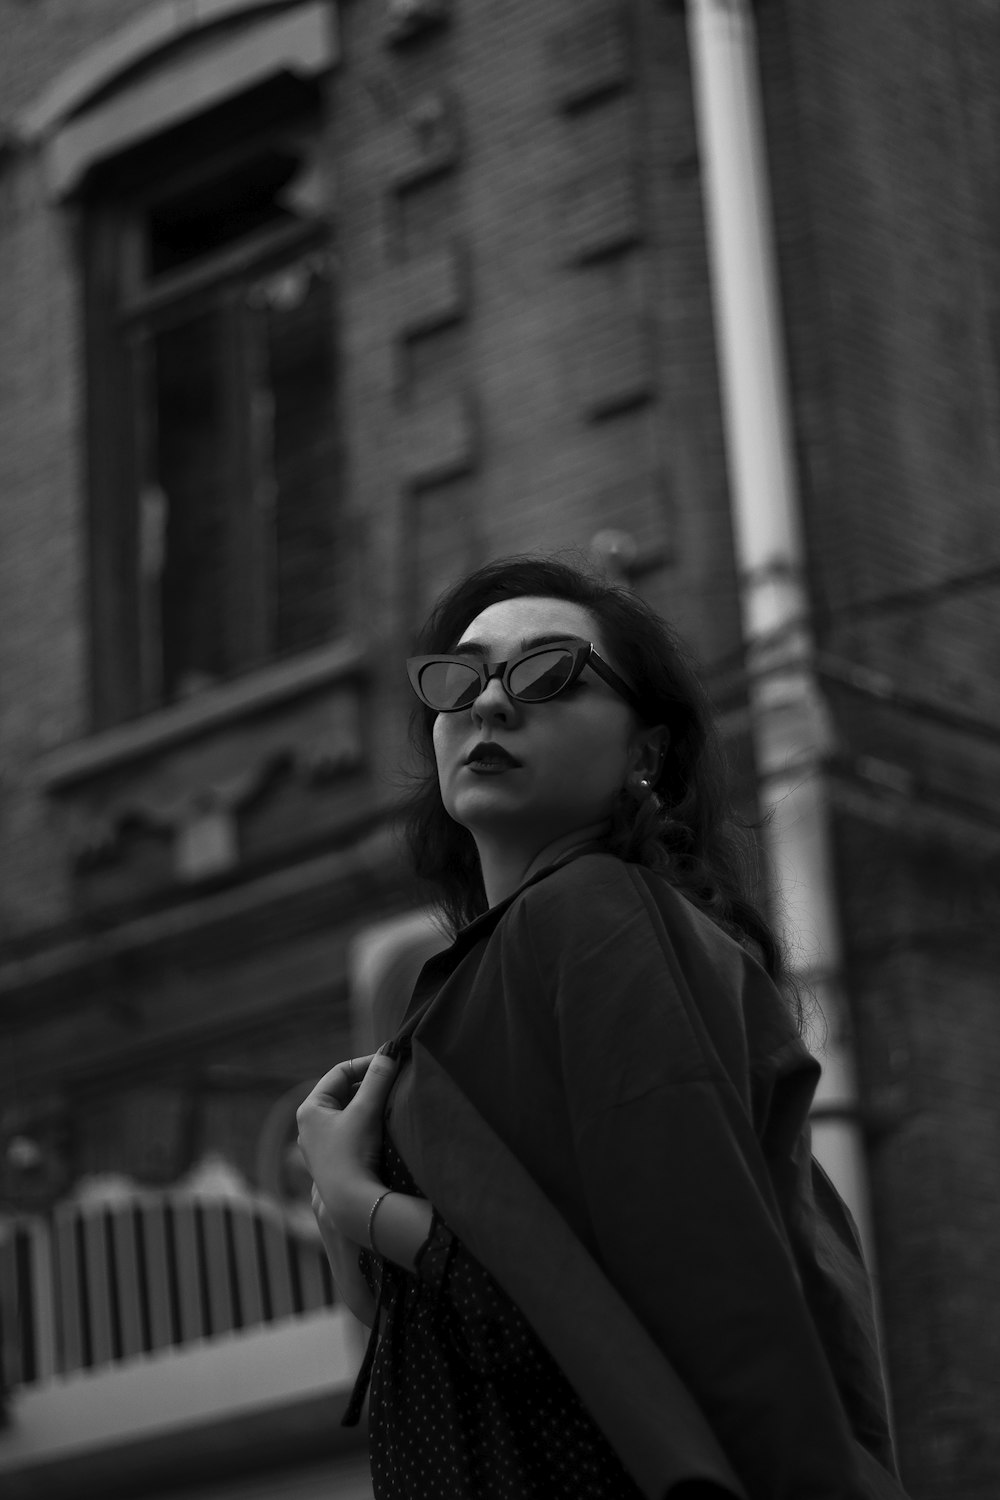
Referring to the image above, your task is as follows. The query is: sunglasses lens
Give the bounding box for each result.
[418,660,482,710]
[508,647,577,702]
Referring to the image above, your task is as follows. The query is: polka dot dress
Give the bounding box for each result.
[361,1132,643,1500]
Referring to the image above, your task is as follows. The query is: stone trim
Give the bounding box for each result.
[547,4,632,113]
[0,826,400,1013]
[383,0,453,49]
[396,392,478,490]
[577,310,654,420]
[37,637,367,792]
[43,2,335,198]
[389,241,467,340]
[18,0,323,142]
[387,88,462,190]
[558,163,642,266]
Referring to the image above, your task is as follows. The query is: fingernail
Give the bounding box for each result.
[379,1040,399,1059]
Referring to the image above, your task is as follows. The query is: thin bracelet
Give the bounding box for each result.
[368,1189,392,1254]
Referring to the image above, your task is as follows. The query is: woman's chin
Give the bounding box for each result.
[447,781,525,823]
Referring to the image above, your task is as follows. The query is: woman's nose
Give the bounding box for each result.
[471,674,520,725]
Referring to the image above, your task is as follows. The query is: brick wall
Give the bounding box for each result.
[0,0,139,121]
[0,0,159,936]
[834,813,1000,1499]
[3,1,1000,1494]
[759,3,1000,1492]
[0,148,88,933]
[343,0,728,600]
[0,0,749,940]
[760,0,1000,707]
[332,0,741,796]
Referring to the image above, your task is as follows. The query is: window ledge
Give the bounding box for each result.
[39,638,367,793]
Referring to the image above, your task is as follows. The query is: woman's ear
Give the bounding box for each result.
[628,725,670,787]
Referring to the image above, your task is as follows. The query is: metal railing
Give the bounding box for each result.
[0,1188,336,1389]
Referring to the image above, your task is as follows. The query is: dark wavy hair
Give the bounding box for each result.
[400,555,794,1007]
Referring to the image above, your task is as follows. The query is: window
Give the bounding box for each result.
[83,83,341,726]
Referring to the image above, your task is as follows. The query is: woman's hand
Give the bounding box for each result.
[299,1048,436,1277]
[296,1048,399,1244]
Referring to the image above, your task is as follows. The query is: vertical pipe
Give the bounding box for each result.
[685,0,874,1254]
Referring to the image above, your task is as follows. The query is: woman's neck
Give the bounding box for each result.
[476,823,610,908]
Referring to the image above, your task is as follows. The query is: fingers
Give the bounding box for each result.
[350,1046,399,1112]
[298,1044,399,1133]
[304,1053,377,1112]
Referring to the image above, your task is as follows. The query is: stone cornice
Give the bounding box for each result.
[0,825,408,1016]
[38,638,367,793]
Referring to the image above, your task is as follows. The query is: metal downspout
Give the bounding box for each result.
[685,0,874,1254]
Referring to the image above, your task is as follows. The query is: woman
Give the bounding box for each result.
[298,557,907,1500]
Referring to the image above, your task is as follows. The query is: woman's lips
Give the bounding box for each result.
[465,744,522,772]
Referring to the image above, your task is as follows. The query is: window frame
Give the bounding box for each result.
[82,89,337,727]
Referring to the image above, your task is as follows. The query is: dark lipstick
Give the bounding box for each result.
[466,743,522,769]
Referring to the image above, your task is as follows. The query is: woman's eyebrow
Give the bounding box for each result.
[450,633,581,658]
[520,633,580,650]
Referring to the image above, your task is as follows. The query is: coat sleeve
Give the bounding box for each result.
[517,856,877,1500]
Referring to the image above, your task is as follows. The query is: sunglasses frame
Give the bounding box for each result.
[406,637,645,716]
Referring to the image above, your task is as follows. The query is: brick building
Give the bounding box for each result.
[0,2,997,1497]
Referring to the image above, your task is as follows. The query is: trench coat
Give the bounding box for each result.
[377,850,908,1500]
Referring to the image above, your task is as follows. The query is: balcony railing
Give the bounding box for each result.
[1,1183,335,1391]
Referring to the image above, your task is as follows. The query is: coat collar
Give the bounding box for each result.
[393,841,607,1042]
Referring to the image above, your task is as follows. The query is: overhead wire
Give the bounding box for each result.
[703,558,1000,691]
[814,655,1000,750]
[702,560,1000,827]
[715,649,1000,756]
